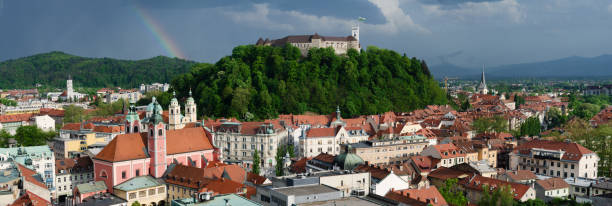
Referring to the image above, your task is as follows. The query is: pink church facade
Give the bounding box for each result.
[93,99,216,192]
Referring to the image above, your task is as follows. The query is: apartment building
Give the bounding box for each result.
[348,134,429,165]
[509,140,599,179]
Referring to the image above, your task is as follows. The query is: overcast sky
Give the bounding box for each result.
[1,0,612,68]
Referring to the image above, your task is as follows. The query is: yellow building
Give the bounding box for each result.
[53,132,105,159]
[113,176,167,206]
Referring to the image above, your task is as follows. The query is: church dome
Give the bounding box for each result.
[334,145,364,171]
[147,97,157,112]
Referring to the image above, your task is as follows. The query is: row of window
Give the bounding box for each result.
[57,173,92,183]
[127,187,165,200]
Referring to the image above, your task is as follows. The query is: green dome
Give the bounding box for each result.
[147,97,157,112]
[334,145,364,170]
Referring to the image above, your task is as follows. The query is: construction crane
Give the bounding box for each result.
[444,76,459,93]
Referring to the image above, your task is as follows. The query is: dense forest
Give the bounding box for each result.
[0,51,195,88]
[171,44,447,120]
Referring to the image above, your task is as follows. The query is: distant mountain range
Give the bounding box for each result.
[430,54,612,80]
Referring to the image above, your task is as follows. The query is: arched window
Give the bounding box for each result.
[100,171,108,179]
[158,129,163,136]
[134,127,138,133]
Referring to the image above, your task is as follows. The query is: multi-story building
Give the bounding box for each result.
[139,83,170,94]
[299,126,369,158]
[104,89,142,103]
[535,178,570,201]
[113,176,167,206]
[55,156,94,199]
[54,124,106,159]
[212,121,288,171]
[454,141,498,167]
[0,146,55,190]
[509,140,599,179]
[421,143,467,168]
[348,134,429,165]
[255,25,360,56]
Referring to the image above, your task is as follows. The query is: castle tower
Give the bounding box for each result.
[168,91,182,130]
[185,89,197,123]
[351,24,359,41]
[67,75,74,101]
[148,101,167,178]
[125,100,141,133]
[478,65,488,94]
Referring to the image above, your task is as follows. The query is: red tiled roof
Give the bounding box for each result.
[312,153,335,164]
[93,125,122,133]
[427,167,472,180]
[459,175,531,201]
[246,172,268,185]
[39,108,65,117]
[410,156,440,173]
[0,113,33,123]
[16,163,48,190]
[433,143,466,159]
[203,164,246,183]
[166,164,211,189]
[386,186,448,206]
[536,178,570,191]
[95,127,214,162]
[290,157,311,173]
[61,123,82,131]
[504,170,537,181]
[306,127,337,138]
[513,140,594,161]
[198,178,256,199]
[11,191,50,206]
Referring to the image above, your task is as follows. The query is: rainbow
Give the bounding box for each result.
[135,6,187,59]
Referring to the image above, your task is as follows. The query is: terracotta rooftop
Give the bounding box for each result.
[514,139,594,161]
[536,178,570,191]
[16,163,48,190]
[198,178,256,199]
[504,170,537,181]
[458,175,531,201]
[385,186,447,206]
[433,143,466,159]
[0,113,33,123]
[410,155,440,173]
[246,172,268,185]
[94,127,214,162]
[10,191,50,206]
[427,167,472,180]
[306,127,337,138]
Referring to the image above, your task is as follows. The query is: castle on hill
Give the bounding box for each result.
[255,25,361,56]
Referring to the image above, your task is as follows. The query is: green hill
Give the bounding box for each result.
[171,45,447,120]
[0,51,196,89]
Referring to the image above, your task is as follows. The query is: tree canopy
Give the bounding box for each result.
[0,51,195,88]
[171,44,447,120]
[0,126,56,147]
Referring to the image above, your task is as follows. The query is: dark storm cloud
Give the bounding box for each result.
[1,0,612,68]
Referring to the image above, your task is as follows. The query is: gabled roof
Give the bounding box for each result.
[432,143,466,159]
[458,175,531,201]
[198,178,256,199]
[10,191,50,206]
[504,170,537,181]
[385,186,448,206]
[0,113,33,123]
[94,127,214,162]
[410,155,440,172]
[16,163,47,190]
[306,127,337,138]
[536,178,570,191]
[246,172,269,185]
[427,167,471,180]
[513,139,594,161]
